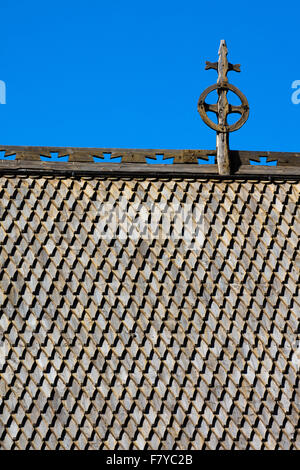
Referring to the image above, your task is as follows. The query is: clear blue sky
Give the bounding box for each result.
[0,1,299,152]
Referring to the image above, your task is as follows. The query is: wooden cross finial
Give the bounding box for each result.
[216,40,231,174]
[198,40,249,175]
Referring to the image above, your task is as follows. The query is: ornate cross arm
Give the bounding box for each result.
[205,61,240,73]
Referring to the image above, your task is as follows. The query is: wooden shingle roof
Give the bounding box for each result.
[0,147,299,449]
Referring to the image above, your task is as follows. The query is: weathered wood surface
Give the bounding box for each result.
[231,150,300,167]
[0,155,299,177]
[0,175,299,449]
[0,162,299,177]
[216,131,230,175]
[0,146,299,173]
[0,146,214,164]
[216,41,230,175]
[199,40,250,175]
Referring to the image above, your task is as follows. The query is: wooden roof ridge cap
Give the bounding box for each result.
[1,144,299,153]
[0,146,299,175]
[0,145,299,162]
[0,162,300,179]
[0,146,216,164]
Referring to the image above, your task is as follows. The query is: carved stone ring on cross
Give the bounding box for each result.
[198,82,249,133]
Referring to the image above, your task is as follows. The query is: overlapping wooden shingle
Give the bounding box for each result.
[0,155,299,449]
